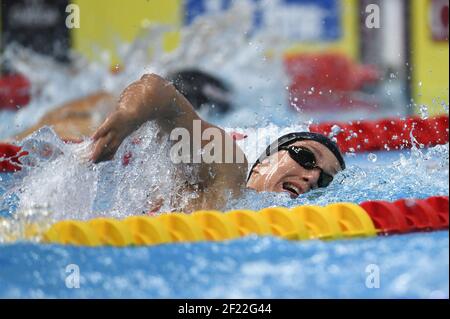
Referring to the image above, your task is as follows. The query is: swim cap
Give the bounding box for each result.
[248,132,346,181]
[167,69,232,114]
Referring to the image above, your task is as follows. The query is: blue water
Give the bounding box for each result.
[0,150,449,298]
[0,233,448,298]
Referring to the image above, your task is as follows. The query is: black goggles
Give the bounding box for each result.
[278,145,334,188]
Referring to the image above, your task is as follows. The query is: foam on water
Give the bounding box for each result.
[1,124,200,219]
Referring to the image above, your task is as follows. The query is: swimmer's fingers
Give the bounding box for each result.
[91,110,137,162]
[91,133,124,163]
[91,133,114,163]
[91,113,119,162]
[92,111,122,141]
[101,139,122,162]
[92,120,112,141]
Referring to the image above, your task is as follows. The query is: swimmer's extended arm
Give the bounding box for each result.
[91,74,200,162]
[91,74,248,201]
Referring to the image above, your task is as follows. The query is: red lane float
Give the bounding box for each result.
[361,196,449,235]
[425,196,450,227]
[0,143,27,172]
[360,200,411,235]
[394,199,443,231]
[310,115,449,153]
[0,74,31,111]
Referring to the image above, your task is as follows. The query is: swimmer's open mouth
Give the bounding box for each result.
[282,182,302,198]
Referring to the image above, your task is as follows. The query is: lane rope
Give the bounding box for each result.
[10,196,447,247]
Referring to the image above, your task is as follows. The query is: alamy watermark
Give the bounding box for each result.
[170,120,246,164]
[65,264,80,289]
[365,264,381,289]
[365,4,381,29]
[65,4,80,29]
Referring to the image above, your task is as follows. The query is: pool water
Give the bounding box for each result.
[0,149,448,298]
[0,232,448,299]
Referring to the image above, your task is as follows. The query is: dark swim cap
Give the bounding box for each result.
[167,69,232,114]
[248,132,346,181]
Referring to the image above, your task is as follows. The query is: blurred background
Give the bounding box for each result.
[0,0,448,132]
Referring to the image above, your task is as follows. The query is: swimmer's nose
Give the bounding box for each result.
[301,170,320,189]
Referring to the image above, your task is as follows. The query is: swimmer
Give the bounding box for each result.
[10,71,344,211]
[89,73,345,210]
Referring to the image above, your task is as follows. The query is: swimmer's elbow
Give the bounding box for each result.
[137,73,199,128]
[140,73,163,83]
[140,73,173,91]
[140,73,178,102]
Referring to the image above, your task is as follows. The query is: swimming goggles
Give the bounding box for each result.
[278,145,334,188]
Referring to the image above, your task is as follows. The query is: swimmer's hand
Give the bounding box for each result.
[90,73,198,163]
[90,110,139,163]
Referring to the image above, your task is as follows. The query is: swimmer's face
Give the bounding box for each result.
[246,140,342,198]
